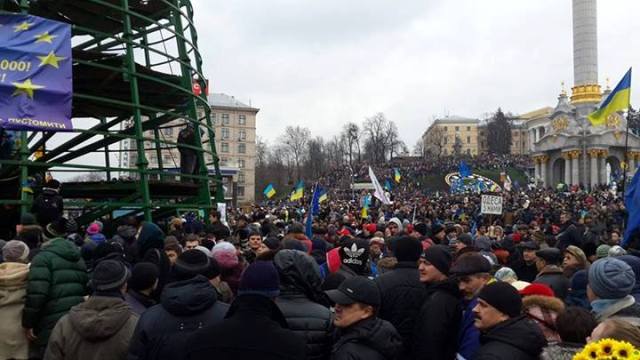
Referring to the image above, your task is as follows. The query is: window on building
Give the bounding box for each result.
[239,115,246,125]
[237,186,245,198]
[163,127,173,136]
[238,159,245,168]
[455,126,459,131]
[222,128,230,140]
[238,172,245,184]
[444,126,448,131]
[163,154,172,163]
[467,136,471,144]
[220,157,228,166]
[238,143,246,154]
[221,142,229,153]
[444,137,448,145]
[222,113,230,125]
[467,126,471,131]
[239,129,246,141]
[211,113,216,125]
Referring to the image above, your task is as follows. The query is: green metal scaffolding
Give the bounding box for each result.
[0,0,223,225]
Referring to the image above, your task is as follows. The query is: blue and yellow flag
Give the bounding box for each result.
[394,168,401,183]
[318,188,328,203]
[290,180,304,201]
[384,179,393,191]
[263,183,276,199]
[361,194,371,218]
[588,68,632,126]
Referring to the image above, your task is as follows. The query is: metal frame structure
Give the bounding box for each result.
[0,0,222,225]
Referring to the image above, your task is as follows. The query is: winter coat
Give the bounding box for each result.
[593,295,640,325]
[274,250,332,360]
[540,342,583,360]
[458,297,481,360]
[556,222,582,251]
[124,290,156,316]
[534,265,570,300]
[374,261,427,356]
[0,262,29,360]
[522,295,565,343]
[510,258,539,283]
[44,296,138,360]
[128,275,229,360]
[412,279,463,360]
[187,294,307,360]
[22,238,88,348]
[618,255,640,303]
[474,316,547,360]
[31,188,63,227]
[330,317,403,360]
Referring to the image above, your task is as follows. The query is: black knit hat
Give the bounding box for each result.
[450,252,492,276]
[92,259,130,291]
[129,262,160,291]
[414,223,429,237]
[477,281,523,318]
[392,236,423,262]
[174,249,220,281]
[422,245,453,275]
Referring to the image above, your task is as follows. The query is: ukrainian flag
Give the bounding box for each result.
[588,68,632,126]
[263,183,276,199]
[319,189,328,203]
[290,180,304,201]
[394,168,401,183]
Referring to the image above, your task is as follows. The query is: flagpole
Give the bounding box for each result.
[622,108,631,195]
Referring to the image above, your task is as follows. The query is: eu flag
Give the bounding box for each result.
[459,161,471,178]
[305,185,322,238]
[624,167,640,246]
[0,13,73,131]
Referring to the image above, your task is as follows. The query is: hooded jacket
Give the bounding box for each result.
[22,238,88,348]
[274,250,332,360]
[522,295,565,343]
[187,294,307,360]
[44,296,138,360]
[412,278,463,360]
[331,316,403,360]
[128,275,229,360]
[374,261,426,356]
[474,315,547,360]
[0,262,29,360]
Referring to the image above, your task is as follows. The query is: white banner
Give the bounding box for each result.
[481,195,503,215]
[369,166,391,205]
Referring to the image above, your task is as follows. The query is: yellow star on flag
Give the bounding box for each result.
[12,79,45,99]
[14,21,33,32]
[38,51,65,69]
[34,32,57,44]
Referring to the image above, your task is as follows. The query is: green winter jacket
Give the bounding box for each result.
[22,238,88,348]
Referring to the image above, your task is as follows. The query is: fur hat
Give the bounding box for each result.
[211,241,239,269]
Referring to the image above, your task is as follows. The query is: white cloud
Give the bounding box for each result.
[193,0,640,148]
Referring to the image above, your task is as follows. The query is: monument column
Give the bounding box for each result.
[571,0,601,111]
[562,152,572,185]
[599,150,608,184]
[570,150,580,186]
[540,155,549,187]
[588,149,599,188]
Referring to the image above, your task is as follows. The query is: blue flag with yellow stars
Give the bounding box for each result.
[0,13,72,131]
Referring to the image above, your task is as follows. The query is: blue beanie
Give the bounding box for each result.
[589,258,636,299]
[238,261,280,298]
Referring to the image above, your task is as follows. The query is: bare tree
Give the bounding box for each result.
[305,136,326,179]
[363,112,388,163]
[256,136,268,169]
[385,120,402,159]
[424,126,447,157]
[413,139,425,157]
[280,125,310,180]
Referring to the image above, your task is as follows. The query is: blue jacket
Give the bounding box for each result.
[458,297,480,360]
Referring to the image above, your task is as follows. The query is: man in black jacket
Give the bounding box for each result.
[473,282,547,360]
[412,245,462,360]
[274,250,332,360]
[326,276,402,360]
[31,179,63,227]
[556,211,582,251]
[128,250,229,360]
[187,261,306,360]
[374,236,425,357]
[534,248,570,299]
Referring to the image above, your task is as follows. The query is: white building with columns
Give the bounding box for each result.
[529,0,640,189]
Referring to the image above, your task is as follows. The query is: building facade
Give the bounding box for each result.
[422,116,480,156]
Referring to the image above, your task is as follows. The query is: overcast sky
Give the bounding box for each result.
[194,0,639,149]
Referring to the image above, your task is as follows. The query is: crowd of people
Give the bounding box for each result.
[1,149,640,359]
